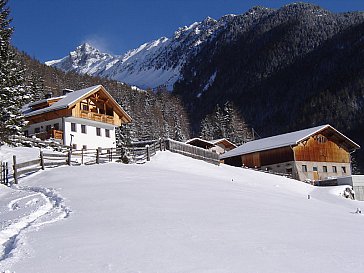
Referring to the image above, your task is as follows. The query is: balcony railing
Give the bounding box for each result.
[80,110,115,124]
[35,129,63,141]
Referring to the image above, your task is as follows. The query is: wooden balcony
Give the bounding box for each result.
[35,129,63,141]
[80,110,115,125]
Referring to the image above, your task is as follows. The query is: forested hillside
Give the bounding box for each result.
[173,3,364,171]
[17,51,191,142]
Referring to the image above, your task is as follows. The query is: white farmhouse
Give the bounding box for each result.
[23,85,132,150]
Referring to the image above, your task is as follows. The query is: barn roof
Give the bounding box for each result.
[220,124,360,159]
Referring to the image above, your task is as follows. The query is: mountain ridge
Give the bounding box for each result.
[45,5,277,89]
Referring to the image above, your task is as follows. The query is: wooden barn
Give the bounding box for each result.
[220,125,360,181]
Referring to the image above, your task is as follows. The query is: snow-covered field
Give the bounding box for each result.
[1,147,364,273]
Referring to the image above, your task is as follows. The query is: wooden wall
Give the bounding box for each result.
[293,134,350,163]
[242,147,294,168]
[223,155,243,167]
[27,108,72,125]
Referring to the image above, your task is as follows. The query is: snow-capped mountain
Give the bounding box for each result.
[46,43,117,76]
[45,15,239,90]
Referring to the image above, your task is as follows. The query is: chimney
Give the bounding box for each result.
[62,88,74,95]
[45,92,53,99]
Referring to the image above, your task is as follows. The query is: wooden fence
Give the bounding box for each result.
[9,141,165,184]
[6,137,223,185]
[71,148,119,165]
[165,138,220,165]
[123,140,164,163]
[13,151,71,184]
[1,161,9,185]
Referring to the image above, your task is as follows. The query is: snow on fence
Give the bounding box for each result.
[10,135,70,152]
[0,161,9,185]
[165,138,220,165]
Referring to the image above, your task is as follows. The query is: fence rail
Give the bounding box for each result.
[12,151,71,184]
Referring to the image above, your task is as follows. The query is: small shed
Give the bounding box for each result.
[186,138,236,155]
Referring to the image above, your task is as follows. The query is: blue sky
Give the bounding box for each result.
[9,0,364,62]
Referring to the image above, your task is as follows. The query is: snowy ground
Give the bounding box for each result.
[1,147,364,273]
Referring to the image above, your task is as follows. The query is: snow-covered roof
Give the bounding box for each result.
[24,85,102,117]
[185,138,215,146]
[210,138,237,147]
[220,124,360,159]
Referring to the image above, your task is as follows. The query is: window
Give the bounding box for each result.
[302,165,307,172]
[82,145,87,150]
[105,129,110,138]
[323,166,328,172]
[332,166,337,173]
[106,107,113,116]
[96,127,101,136]
[54,123,59,130]
[81,125,87,134]
[71,123,77,132]
[313,166,318,172]
[342,166,346,174]
[82,104,88,111]
[46,125,51,132]
[35,127,40,134]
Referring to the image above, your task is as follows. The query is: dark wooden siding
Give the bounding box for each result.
[241,147,294,168]
[293,135,350,163]
[224,155,242,167]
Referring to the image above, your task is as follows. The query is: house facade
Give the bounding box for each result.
[221,125,360,182]
[23,85,132,150]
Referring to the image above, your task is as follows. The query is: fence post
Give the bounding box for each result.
[13,155,18,184]
[110,148,113,162]
[81,148,84,165]
[0,161,3,184]
[67,151,71,166]
[40,151,45,170]
[96,149,100,164]
[146,145,150,161]
[5,162,9,185]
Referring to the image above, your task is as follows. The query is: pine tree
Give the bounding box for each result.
[200,101,252,145]
[26,71,45,101]
[0,0,30,143]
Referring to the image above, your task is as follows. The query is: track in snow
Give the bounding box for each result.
[0,184,71,268]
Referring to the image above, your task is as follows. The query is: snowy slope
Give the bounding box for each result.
[45,16,236,90]
[1,148,364,273]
